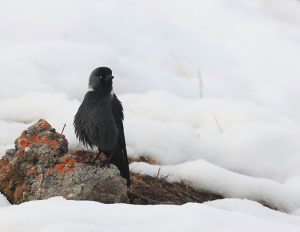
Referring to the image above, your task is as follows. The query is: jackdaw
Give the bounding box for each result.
[74,67,130,186]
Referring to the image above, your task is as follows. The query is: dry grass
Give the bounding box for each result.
[128,171,222,205]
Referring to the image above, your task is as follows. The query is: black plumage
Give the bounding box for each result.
[74,67,130,186]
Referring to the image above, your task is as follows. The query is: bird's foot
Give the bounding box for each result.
[101,159,111,168]
[84,161,97,166]
[92,153,101,163]
[84,156,101,165]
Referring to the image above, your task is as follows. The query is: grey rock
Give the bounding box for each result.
[28,164,128,203]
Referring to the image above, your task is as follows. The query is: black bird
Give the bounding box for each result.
[74,67,130,186]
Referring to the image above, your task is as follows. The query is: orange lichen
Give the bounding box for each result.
[49,140,59,148]
[42,137,49,145]
[30,135,40,143]
[47,169,53,175]
[68,167,75,172]
[41,137,59,149]
[19,140,30,147]
[55,164,65,172]
[63,158,76,166]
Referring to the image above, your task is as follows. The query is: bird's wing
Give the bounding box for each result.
[111,94,130,185]
[112,94,124,141]
[73,92,94,148]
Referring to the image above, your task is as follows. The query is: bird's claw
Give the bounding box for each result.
[101,160,111,168]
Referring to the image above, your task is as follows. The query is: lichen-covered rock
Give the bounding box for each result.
[0,119,128,204]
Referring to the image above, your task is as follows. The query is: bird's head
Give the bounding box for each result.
[88,67,114,92]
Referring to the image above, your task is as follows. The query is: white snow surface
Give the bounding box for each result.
[1,0,300,230]
[0,194,10,208]
[0,197,300,232]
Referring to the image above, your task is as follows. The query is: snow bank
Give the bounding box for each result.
[123,91,300,182]
[0,197,299,232]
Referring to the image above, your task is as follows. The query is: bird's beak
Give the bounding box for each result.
[103,75,114,81]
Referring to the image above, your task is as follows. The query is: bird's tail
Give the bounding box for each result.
[111,146,130,187]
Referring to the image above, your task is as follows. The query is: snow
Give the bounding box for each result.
[206,199,300,227]
[1,0,300,230]
[0,197,300,232]
[0,194,10,207]
[123,91,300,181]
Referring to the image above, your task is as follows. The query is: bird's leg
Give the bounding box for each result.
[92,148,102,163]
[101,149,116,168]
[92,153,100,163]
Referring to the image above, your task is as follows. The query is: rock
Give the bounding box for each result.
[0,119,128,204]
[27,164,127,203]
